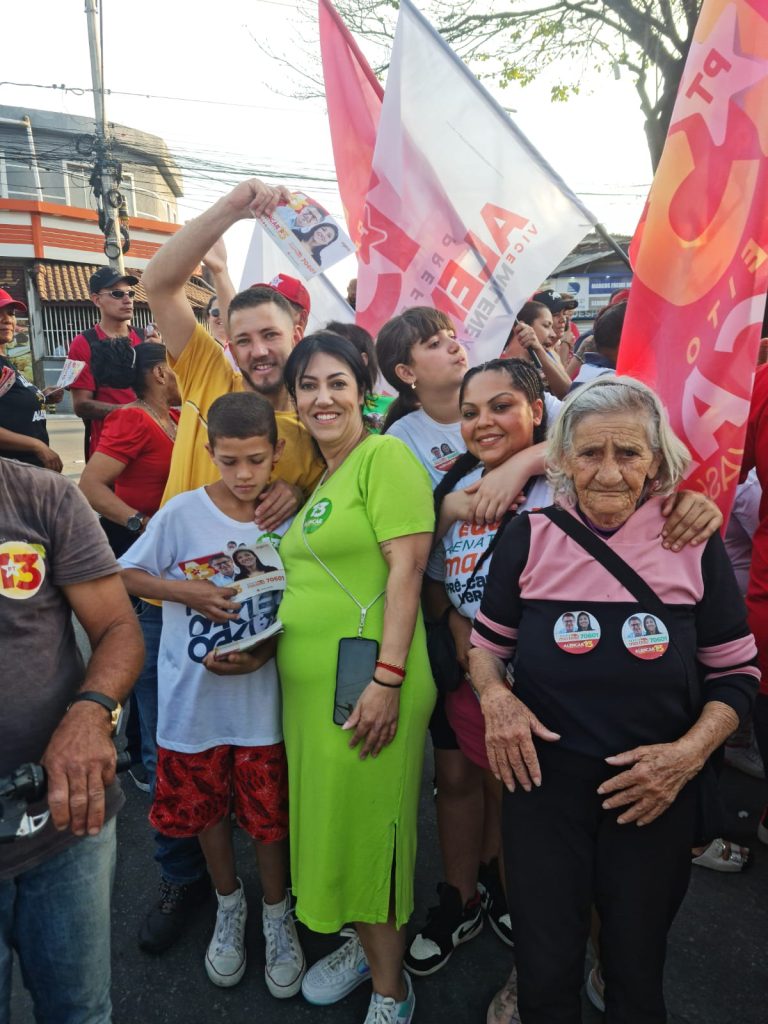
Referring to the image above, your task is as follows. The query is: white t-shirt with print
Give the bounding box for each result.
[120,487,290,753]
[544,392,562,424]
[386,409,464,485]
[388,397,561,487]
[428,466,552,620]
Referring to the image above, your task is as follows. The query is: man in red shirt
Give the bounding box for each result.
[68,267,144,457]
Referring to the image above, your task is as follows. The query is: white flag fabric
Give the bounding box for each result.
[356,0,598,363]
[240,222,355,332]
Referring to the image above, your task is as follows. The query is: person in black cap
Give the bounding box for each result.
[67,267,144,458]
[532,290,578,346]
[0,289,64,469]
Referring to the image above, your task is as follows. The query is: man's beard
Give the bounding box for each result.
[240,367,285,396]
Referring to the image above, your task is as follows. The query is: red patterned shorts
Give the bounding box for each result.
[150,743,289,842]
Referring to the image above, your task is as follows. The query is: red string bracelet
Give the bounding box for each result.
[375,660,406,680]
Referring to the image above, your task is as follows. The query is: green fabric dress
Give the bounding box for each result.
[277,434,436,933]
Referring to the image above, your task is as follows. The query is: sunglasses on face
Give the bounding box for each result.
[106,289,136,299]
[209,307,221,318]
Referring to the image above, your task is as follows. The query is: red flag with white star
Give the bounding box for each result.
[617,0,768,518]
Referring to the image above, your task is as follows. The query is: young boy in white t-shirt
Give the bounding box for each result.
[120,392,305,996]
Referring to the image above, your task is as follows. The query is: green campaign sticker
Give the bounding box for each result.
[303,498,333,533]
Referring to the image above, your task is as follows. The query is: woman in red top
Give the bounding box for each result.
[79,342,180,556]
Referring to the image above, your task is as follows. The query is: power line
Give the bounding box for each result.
[0,80,322,114]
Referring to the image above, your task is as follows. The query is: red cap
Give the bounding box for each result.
[0,289,27,314]
[251,274,311,315]
[609,288,630,306]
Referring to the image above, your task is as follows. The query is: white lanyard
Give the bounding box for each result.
[301,475,384,637]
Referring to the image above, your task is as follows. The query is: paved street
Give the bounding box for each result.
[47,415,87,483]
[9,417,768,1023]
[11,750,768,1024]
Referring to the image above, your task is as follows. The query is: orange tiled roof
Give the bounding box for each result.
[32,262,214,309]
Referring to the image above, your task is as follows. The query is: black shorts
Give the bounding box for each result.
[428,690,460,751]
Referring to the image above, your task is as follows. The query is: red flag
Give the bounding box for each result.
[318,0,384,246]
[617,0,768,516]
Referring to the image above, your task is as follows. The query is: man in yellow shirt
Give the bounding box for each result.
[144,177,323,522]
[133,178,323,955]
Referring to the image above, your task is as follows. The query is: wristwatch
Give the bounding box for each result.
[125,512,145,534]
[67,691,123,734]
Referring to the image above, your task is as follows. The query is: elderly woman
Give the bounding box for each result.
[277,332,435,1024]
[468,376,759,1024]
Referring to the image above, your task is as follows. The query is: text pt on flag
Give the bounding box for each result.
[353,0,600,363]
[617,0,768,517]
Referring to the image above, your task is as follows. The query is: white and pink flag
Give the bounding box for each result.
[356,0,598,362]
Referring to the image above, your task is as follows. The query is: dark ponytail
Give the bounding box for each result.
[132,342,168,399]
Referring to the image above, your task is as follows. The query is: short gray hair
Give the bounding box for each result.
[546,375,690,502]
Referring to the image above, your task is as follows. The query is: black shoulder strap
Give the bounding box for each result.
[539,506,668,621]
[82,327,100,350]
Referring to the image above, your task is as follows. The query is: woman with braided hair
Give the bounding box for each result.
[428,358,552,768]
[418,360,551,1012]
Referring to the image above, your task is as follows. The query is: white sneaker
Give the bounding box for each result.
[262,893,306,998]
[363,972,415,1024]
[205,880,247,987]
[301,928,371,1005]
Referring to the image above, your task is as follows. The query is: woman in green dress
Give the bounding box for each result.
[278,332,436,1024]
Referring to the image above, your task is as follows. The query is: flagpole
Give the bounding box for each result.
[594,222,632,270]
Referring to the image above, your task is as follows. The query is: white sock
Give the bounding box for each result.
[217,883,242,909]
[263,892,289,917]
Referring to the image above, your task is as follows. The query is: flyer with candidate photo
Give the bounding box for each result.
[179,540,286,656]
[258,191,355,279]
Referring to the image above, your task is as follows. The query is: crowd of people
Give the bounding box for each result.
[1,176,766,1024]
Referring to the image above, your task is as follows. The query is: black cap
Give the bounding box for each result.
[533,290,578,314]
[89,267,139,294]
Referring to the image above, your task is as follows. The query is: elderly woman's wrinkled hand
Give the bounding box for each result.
[343,682,401,760]
[480,685,560,792]
[599,741,704,825]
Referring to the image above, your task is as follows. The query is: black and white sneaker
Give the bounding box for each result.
[478,858,514,948]
[404,883,483,976]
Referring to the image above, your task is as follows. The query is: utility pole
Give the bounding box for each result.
[84,0,126,272]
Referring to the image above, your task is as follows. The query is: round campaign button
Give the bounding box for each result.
[553,610,601,655]
[621,613,670,660]
[303,498,332,534]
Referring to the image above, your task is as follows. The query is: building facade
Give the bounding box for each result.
[0,104,211,404]
[544,233,633,320]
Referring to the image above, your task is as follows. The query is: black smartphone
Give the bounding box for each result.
[334,637,379,726]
